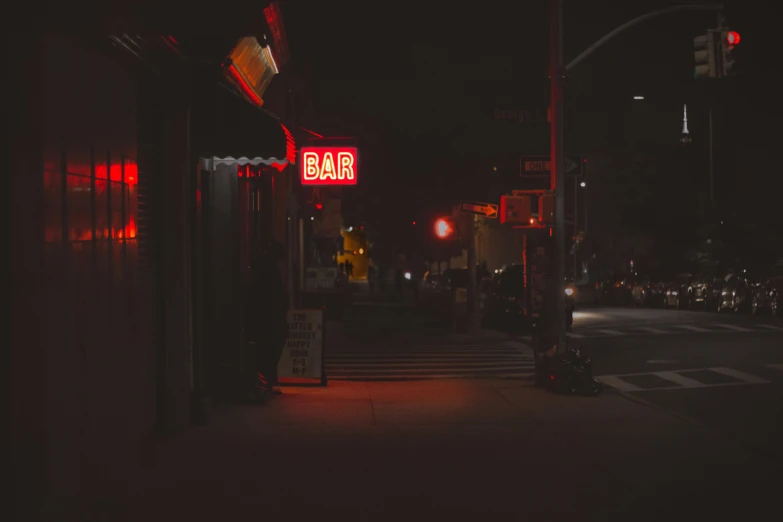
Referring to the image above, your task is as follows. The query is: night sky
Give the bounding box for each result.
[283,0,779,264]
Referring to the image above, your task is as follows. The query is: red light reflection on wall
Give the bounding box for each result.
[300,146,357,186]
[95,160,138,184]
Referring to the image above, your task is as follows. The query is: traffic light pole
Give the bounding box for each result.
[565,4,724,73]
[550,0,567,353]
[546,2,724,353]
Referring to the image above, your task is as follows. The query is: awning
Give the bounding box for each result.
[193,81,296,170]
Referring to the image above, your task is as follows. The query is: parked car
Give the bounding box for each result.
[483,264,574,332]
[482,265,525,331]
[688,274,724,311]
[717,271,752,313]
[441,268,468,291]
[631,276,665,308]
[663,273,693,309]
[594,275,633,306]
[422,272,443,292]
[749,261,783,316]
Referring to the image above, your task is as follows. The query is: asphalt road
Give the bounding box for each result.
[331,297,783,459]
[570,306,783,458]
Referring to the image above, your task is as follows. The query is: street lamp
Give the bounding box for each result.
[580,181,586,187]
[633,95,644,100]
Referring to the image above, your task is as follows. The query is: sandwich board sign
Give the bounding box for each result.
[277,309,326,385]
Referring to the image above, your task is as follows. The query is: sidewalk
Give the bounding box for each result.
[114,378,776,521]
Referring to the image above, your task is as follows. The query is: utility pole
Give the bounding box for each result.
[549,0,567,353]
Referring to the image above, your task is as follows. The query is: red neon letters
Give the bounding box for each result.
[300,146,358,186]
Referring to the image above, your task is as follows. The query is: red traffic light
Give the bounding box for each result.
[315,202,323,210]
[435,218,453,239]
[726,31,740,46]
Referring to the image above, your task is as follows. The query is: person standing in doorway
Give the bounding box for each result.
[346,260,353,279]
[246,241,288,402]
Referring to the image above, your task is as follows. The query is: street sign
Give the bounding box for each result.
[460,200,498,219]
[523,160,551,172]
[521,156,580,174]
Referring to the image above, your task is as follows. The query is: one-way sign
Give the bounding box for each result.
[521,156,580,175]
[460,200,498,219]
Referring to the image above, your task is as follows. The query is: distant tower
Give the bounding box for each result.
[680,104,692,144]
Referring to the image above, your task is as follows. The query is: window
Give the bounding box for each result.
[43,147,138,283]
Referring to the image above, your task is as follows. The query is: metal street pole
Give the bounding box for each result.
[543,2,722,351]
[709,107,714,205]
[550,0,567,353]
[583,180,588,283]
[466,214,477,331]
[285,76,298,309]
[565,4,724,73]
[573,174,578,280]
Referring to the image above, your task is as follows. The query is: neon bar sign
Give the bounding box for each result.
[300,146,357,186]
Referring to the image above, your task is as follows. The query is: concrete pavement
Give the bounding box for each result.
[46,303,782,521]
[113,379,777,521]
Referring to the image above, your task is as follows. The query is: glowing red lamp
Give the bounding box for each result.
[435,218,453,239]
[726,31,740,46]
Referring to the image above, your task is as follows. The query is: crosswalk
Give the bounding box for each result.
[597,364,783,393]
[325,342,535,382]
[564,322,783,339]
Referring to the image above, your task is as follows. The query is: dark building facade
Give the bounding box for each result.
[8,3,297,517]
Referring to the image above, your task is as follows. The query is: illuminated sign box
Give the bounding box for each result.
[300,146,358,186]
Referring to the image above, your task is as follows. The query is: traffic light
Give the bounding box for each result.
[499,195,532,224]
[693,31,717,78]
[435,218,454,239]
[721,30,740,77]
[538,193,554,225]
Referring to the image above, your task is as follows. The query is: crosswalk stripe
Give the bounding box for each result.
[596,375,641,392]
[654,371,704,387]
[756,324,783,331]
[709,367,770,384]
[714,324,754,332]
[676,324,712,332]
[326,368,535,379]
[327,361,534,368]
[328,372,535,381]
[595,329,623,336]
[408,344,507,348]
[325,343,534,381]
[566,332,586,338]
[327,352,525,358]
[765,364,783,371]
[639,327,667,334]
[352,302,413,308]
